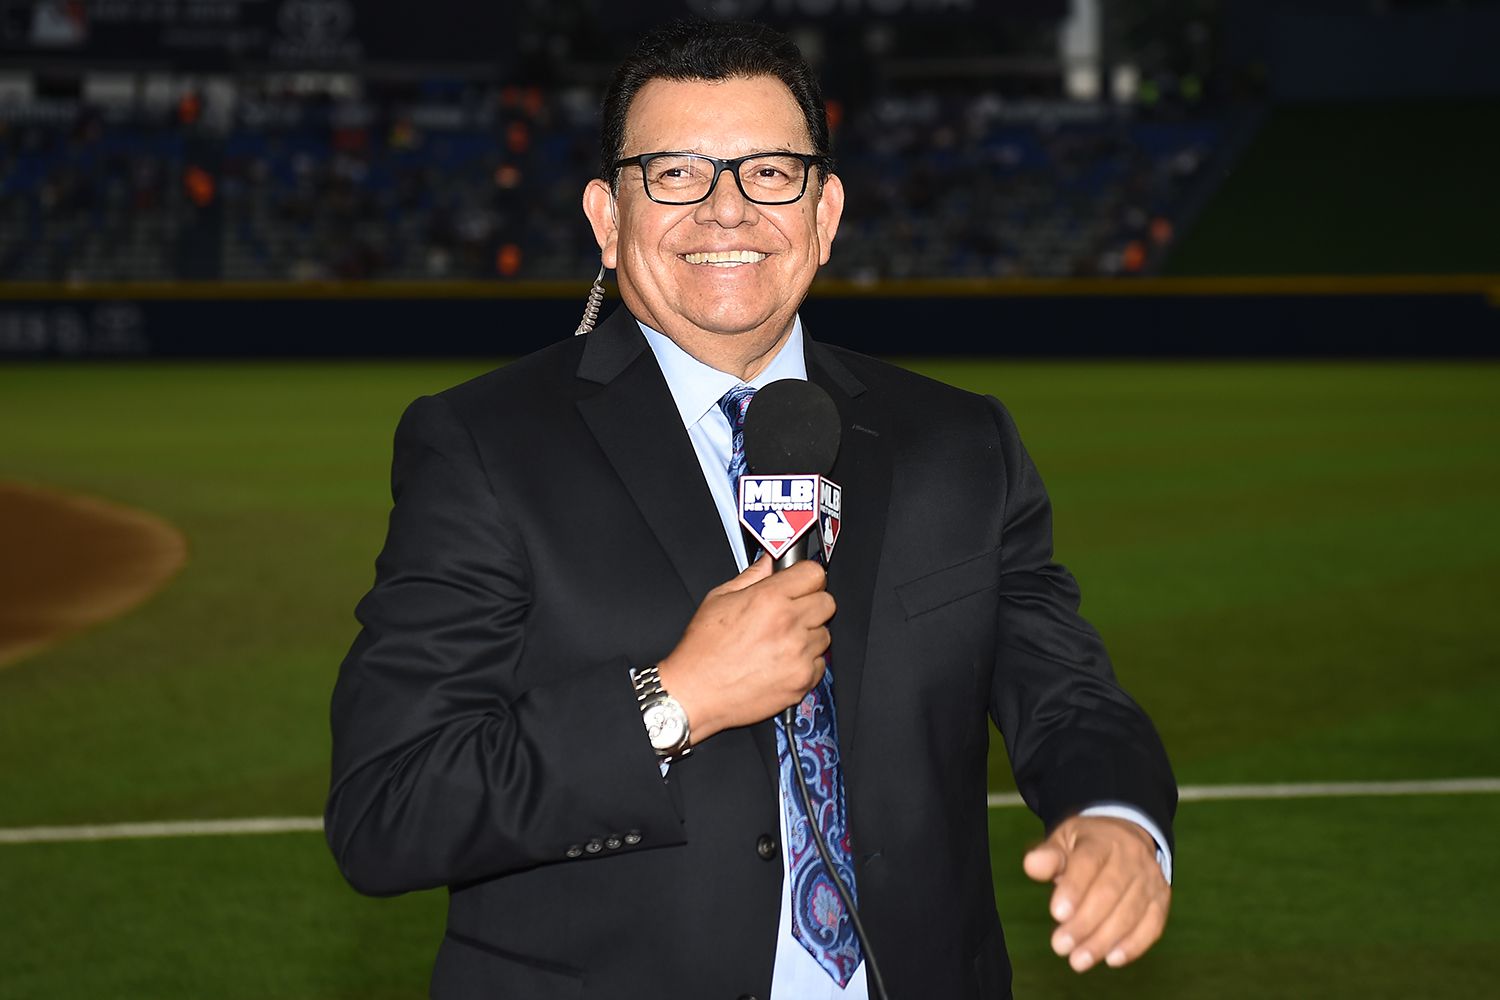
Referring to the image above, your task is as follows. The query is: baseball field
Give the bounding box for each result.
[1,358,1497,998]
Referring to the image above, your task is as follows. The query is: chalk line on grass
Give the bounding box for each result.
[0,817,323,845]
[3,778,1498,845]
[983,776,1500,809]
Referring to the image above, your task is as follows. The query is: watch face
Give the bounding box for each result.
[643,698,687,751]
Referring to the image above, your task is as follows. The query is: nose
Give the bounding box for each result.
[694,165,755,226]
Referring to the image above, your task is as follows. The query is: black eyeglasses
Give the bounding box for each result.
[612,151,831,205]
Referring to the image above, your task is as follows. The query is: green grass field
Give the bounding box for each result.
[2,360,1498,998]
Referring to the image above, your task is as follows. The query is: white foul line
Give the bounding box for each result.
[2,778,1498,846]
[986,776,1500,809]
[0,816,322,845]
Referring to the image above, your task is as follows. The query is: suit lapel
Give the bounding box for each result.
[575,309,739,607]
[807,339,892,775]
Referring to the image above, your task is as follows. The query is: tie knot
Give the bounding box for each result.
[718,384,756,433]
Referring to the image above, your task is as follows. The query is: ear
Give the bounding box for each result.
[814,172,845,266]
[582,178,619,269]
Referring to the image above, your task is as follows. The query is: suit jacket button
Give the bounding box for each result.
[565,844,583,859]
[585,838,603,854]
[738,994,760,1000]
[624,830,642,846]
[755,834,777,861]
[605,835,623,850]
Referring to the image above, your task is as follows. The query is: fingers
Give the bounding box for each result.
[733,561,833,630]
[1054,867,1142,972]
[1023,841,1067,884]
[1061,873,1169,972]
[794,591,837,632]
[1038,826,1105,926]
[1032,817,1171,974]
[717,557,824,597]
[810,626,832,661]
[770,559,827,597]
[717,554,774,592]
[1101,893,1169,968]
[668,555,835,736]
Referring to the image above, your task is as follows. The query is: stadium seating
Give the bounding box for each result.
[0,88,1228,282]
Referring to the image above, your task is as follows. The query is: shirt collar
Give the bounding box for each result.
[639,316,808,429]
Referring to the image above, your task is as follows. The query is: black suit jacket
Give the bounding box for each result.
[326,307,1176,1000]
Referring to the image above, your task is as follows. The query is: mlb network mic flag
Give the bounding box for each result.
[739,474,842,562]
[819,477,842,563]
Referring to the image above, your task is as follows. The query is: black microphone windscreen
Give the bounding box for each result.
[743,379,841,475]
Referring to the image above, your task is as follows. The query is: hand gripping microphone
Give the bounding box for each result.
[738,379,891,1000]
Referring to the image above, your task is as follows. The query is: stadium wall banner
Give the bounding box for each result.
[0,278,1495,359]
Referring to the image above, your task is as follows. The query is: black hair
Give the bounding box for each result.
[598,19,831,184]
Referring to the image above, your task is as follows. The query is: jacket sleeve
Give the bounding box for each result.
[325,393,682,896]
[984,397,1177,853]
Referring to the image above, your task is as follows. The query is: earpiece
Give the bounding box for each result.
[574,264,606,336]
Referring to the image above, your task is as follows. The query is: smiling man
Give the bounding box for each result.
[582,72,842,380]
[327,20,1176,1000]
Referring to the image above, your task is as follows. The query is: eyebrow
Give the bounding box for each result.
[633,146,801,156]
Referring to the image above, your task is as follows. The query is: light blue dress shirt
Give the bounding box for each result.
[638,317,1170,999]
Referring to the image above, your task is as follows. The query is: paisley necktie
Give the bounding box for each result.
[717,384,863,986]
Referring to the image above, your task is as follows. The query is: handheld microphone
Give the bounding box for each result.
[738,378,840,714]
[737,380,891,1000]
[740,379,841,570]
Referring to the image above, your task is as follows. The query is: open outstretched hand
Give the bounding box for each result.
[1023,815,1171,973]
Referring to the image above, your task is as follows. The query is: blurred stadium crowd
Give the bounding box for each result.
[0,79,1228,284]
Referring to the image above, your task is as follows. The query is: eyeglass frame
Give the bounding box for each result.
[610,151,833,206]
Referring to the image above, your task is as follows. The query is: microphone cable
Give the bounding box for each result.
[780,706,891,1000]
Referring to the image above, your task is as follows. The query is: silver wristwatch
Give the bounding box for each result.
[632,665,692,762]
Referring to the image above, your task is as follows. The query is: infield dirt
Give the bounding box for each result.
[0,481,187,669]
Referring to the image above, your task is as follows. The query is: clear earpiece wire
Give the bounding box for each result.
[573,264,606,335]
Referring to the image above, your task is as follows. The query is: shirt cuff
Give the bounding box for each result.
[1078,804,1173,885]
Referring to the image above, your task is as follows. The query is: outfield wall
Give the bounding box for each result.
[0,276,1495,359]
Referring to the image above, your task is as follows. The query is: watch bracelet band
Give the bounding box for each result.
[631,665,692,760]
[631,664,664,702]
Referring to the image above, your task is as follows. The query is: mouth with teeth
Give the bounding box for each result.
[681,250,769,267]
